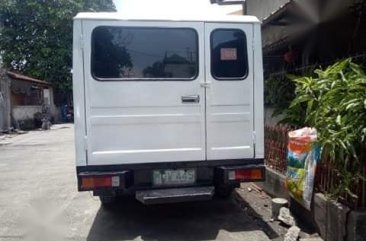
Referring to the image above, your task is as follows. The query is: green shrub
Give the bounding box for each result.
[264,76,295,115]
[281,59,366,199]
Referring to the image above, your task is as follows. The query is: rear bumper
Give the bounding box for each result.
[136,186,215,205]
[76,158,264,194]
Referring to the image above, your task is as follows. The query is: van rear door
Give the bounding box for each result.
[204,23,254,160]
[82,21,206,165]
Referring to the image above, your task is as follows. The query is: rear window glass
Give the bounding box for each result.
[211,29,248,80]
[91,26,198,80]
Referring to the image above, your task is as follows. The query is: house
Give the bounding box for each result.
[0,69,58,131]
[244,0,366,77]
[0,69,11,132]
[228,0,366,125]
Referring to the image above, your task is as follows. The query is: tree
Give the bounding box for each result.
[0,0,116,93]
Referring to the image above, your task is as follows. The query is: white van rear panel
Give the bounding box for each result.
[73,13,264,167]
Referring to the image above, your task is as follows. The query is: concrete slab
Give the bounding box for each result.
[327,199,350,241]
[313,193,327,239]
[257,167,290,199]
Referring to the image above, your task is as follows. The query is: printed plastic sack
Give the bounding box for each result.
[285,127,320,210]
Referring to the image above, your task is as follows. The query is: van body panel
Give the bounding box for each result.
[73,19,87,167]
[73,12,260,24]
[204,23,254,160]
[73,14,265,202]
[253,23,265,158]
[79,19,260,166]
[82,21,206,165]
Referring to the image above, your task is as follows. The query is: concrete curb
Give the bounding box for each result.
[256,167,289,199]
[258,167,366,241]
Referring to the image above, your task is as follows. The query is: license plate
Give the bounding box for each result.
[153,169,196,186]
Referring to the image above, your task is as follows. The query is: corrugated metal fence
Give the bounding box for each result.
[264,124,292,174]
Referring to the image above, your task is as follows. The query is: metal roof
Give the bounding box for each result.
[262,0,293,26]
[6,71,51,87]
[74,12,260,23]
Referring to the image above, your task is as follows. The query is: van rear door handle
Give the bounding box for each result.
[181,95,200,103]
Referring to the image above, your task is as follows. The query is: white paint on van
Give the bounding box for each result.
[73,13,264,166]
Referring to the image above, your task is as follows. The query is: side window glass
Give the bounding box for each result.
[211,29,248,80]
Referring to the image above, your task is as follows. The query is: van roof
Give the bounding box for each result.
[74,12,260,23]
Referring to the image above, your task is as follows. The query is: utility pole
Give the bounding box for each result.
[210,0,247,15]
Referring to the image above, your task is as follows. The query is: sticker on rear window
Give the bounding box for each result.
[220,48,237,61]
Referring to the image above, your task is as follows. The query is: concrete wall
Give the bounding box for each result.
[50,106,61,123]
[12,105,42,122]
[313,193,356,241]
[0,71,11,132]
[0,93,4,131]
[347,211,366,241]
[260,170,366,241]
[12,105,42,129]
[43,87,61,123]
[257,167,289,199]
[12,104,61,128]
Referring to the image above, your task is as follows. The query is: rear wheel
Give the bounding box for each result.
[215,185,234,198]
[99,195,116,208]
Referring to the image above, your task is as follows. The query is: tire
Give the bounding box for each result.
[215,185,234,198]
[99,195,116,209]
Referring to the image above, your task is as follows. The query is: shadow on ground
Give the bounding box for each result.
[87,196,273,241]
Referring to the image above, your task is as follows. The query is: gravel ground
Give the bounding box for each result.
[234,183,322,241]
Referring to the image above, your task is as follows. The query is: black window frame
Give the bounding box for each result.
[210,28,249,81]
[91,26,199,81]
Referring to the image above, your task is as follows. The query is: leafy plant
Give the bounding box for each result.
[282,59,366,199]
[264,75,295,115]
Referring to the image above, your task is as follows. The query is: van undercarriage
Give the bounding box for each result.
[77,159,264,205]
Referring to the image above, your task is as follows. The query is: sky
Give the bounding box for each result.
[112,0,241,16]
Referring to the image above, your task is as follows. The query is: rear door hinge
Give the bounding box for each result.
[252,131,256,144]
[84,135,88,165]
[83,135,88,151]
[80,34,84,50]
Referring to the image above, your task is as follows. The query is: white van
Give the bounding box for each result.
[73,12,264,205]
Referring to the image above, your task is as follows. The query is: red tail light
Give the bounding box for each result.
[228,168,263,181]
[81,176,119,190]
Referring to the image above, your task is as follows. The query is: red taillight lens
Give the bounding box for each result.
[81,176,119,190]
[228,168,263,181]
[94,177,112,187]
